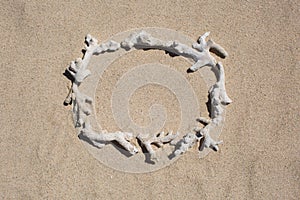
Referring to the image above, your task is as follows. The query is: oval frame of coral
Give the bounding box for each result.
[64,27,231,173]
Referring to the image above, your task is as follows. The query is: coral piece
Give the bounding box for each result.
[66,58,91,84]
[194,62,232,151]
[81,126,138,155]
[173,133,200,156]
[84,34,121,55]
[193,32,228,58]
[94,40,120,54]
[121,31,228,72]
[137,131,178,162]
[72,84,93,127]
[64,34,121,123]
[208,62,232,124]
[194,125,223,152]
[214,62,232,104]
[84,34,99,52]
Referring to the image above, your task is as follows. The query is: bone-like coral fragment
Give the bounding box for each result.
[208,62,232,124]
[66,58,91,84]
[121,31,228,72]
[95,40,120,54]
[193,32,228,59]
[137,131,178,162]
[81,127,138,155]
[194,62,232,151]
[215,62,232,105]
[71,84,92,127]
[194,125,223,152]
[174,133,200,156]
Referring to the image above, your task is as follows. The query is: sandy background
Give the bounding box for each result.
[1,0,299,199]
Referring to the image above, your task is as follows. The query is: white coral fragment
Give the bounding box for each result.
[85,34,98,50]
[72,84,93,127]
[202,132,223,152]
[121,31,228,72]
[64,34,138,156]
[174,133,200,156]
[195,125,223,152]
[192,31,210,52]
[85,34,120,55]
[66,58,91,84]
[195,62,232,151]
[214,62,232,105]
[137,131,178,162]
[193,32,228,58]
[208,62,232,124]
[95,40,120,54]
[81,127,138,155]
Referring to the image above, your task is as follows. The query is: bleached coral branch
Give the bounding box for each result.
[67,34,120,86]
[193,32,228,58]
[208,62,232,124]
[72,84,93,127]
[121,31,228,72]
[194,125,223,152]
[137,131,178,162]
[189,32,229,72]
[84,34,99,51]
[192,31,210,52]
[81,127,138,155]
[215,62,232,105]
[193,62,231,151]
[64,34,120,104]
[66,58,91,84]
[173,132,200,156]
[94,40,120,54]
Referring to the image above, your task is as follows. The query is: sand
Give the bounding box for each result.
[0,0,299,199]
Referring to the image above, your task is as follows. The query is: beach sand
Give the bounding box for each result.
[0,1,299,199]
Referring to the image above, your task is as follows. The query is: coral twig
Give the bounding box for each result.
[194,125,223,152]
[81,127,138,155]
[137,131,178,162]
[193,62,231,151]
[121,31,227,72]
[173,132,200,156]
[71,84,92,127]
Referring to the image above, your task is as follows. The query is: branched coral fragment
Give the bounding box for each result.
[72,84,92,127]
[174,132,200,156]
[194,125,223,152]
[137,131,178,162]
[81,127,138,155]
[194,62,232,151]
[121,31,228,72]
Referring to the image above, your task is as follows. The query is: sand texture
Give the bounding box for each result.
[0,1,299,199]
